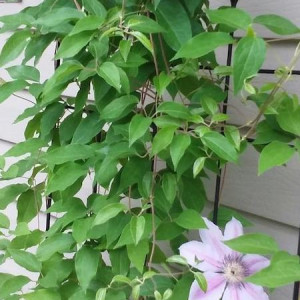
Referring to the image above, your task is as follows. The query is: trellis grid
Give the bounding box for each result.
[45,0,300,299]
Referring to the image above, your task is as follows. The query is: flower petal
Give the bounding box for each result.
[224,217,244,240]
[199,218,229,257]
[243,254,270,275]
[179,241,221,271]
[223,283,269,300]
[188,273,226,300]
[222,285,240,300]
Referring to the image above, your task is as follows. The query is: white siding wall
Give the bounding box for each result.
[0,0,299,299]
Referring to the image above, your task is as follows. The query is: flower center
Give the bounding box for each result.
[222,255,247,284]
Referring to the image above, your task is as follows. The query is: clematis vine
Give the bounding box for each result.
[179,217,270,300]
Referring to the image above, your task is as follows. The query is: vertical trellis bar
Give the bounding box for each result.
[210,1,300,297]
[45,42,61,231]
[293,227,300,300]
[212,0,237,225]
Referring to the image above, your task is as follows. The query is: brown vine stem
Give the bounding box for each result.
[243,42,300,140]
[158,34,170,74]
[148,155,158,270]
[73,0,81,10]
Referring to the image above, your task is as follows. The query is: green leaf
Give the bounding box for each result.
[0,212,9,229]
[83,0,107,18]
[156,0,192,50]
[246,251,300,288]
[72,112,103,144]
[168,273,194,300]
[23,34,55,65]
[254,14,300,35]
[127,240,149,273]
[72,218,93,243]
[258,141,295,175]
[17,189,41,223]
[152,127,176,155]
[166,255,188,266]
[98,62,121,92]
[15,222,30,236]
[276,107,300,136]
[175,209,206,230]
[207,8,252,30]
[34,7,84,28]
[157,102,191,119]
[0,12,34,29]
[202,132,239,163]
[43,60,82,95]
[194,272,207,292]
[153,72,173,97]
[132,285,141,300]
[111,275,132,285]
[224,233,279,255]
[0,275,30,299]
[154,0,161,9]
[4,138,46,157]
[127,15,164,33]
[101,95,138,121]
[233,36,266,94]
[201,97,218,115]
[0,80,28,104]
[0,30,31,67]
[6,65,40,82]
[0,184,28,210]
[170,134,191,170]
[40,102,65,137]
[180,176,206,212]
[55,31,93,59]
[130,216,146,246]
[96,288,107,300]
[9,230,43,249]
[110,248,130,275]
[70,16,105,36]
[9,249,42,272]
[75,246,99,291]
[119,40,132,62]
[193,157,206,178]
[224,126,240,150]
[95,157,119,187]
[174,32,234,59]
[36,233,75,261]
[0,155,5,169]
[129,115,152,146]
[162,173,177,204]
[23,289,61,300]
[93,203,127,226]
[46,162,88,194]
[156,221,184,240]
[43,144,95,165]
[130,31,153,54]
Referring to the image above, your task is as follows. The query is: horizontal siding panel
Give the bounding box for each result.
[210,0,300,39]
[216,41,300,70]
[0,0,41,16]
[205,146,300,227]
[0,92,31,143]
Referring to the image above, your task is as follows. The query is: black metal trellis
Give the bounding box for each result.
[43,1,300,297]
[45,42,61,231]
[211,0,300,299]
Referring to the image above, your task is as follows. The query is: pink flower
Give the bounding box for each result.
[179,217,270,300]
